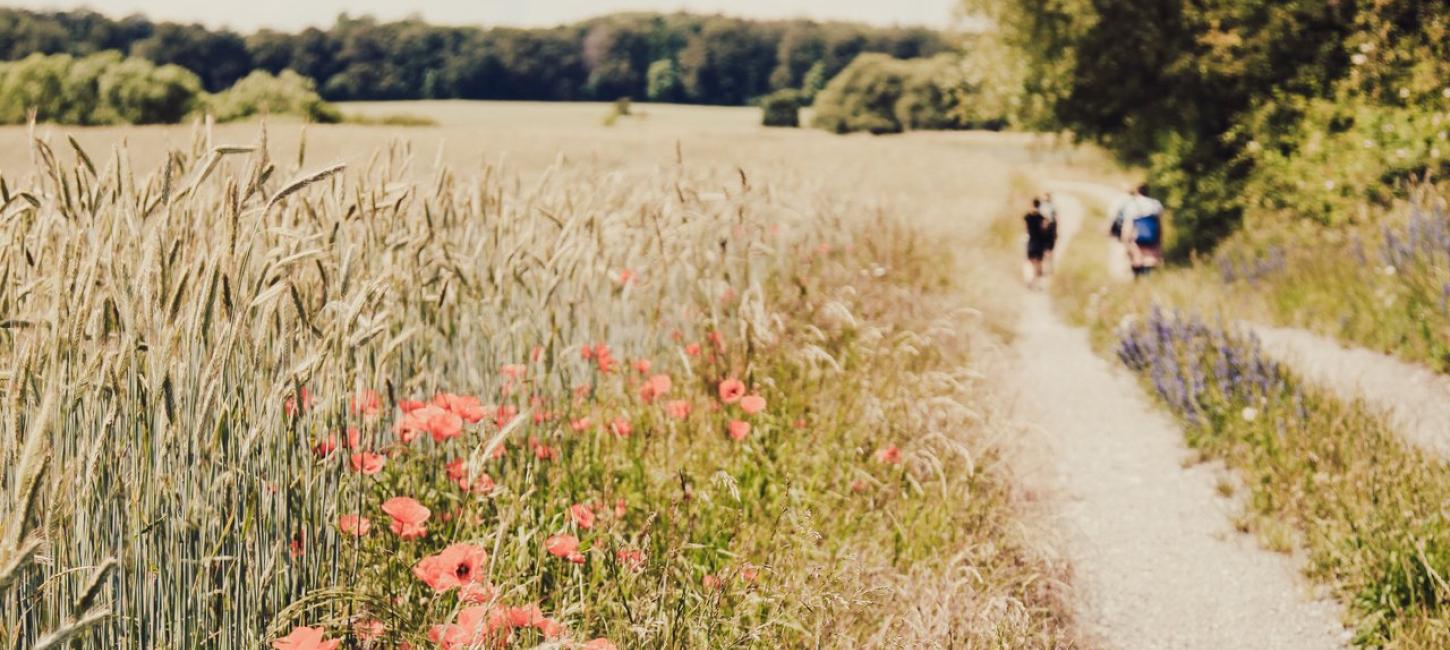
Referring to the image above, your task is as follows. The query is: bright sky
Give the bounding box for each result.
[7,1,965,31]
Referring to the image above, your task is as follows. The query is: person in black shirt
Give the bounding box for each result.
[1024,198,1049,288]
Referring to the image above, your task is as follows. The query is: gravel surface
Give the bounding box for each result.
[1249,325,1450,459]
[1007,186,1348,649]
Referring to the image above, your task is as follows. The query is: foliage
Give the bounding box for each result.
[759,89,803,128]
[1115,308,1450,645]
[204,69,341,123]
[972,0,1450,253]
[0,8,951,106]
[811,54,974,135]
[0,51,201,125]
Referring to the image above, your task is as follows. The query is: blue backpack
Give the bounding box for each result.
[1133,215,1161,246]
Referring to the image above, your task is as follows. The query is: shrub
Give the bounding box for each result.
[810,53,971,135]
[0,51,203,125]
[204,69,341,123]
[759,89,803,127]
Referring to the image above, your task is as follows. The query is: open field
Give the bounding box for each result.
[0,101,1113,648]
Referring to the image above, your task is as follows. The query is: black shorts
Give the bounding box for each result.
[1027,241,1048,261]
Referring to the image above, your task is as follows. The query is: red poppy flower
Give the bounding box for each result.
[717,378,746,404]
[583,639,619,650]
[413,543,490,593]
[638,373,673,403]
[684,343,701,357]
[350,390,383,419]
[271,626,339,650]
[609,418,633,437]
[434,393,488,424]
[312,435,337,458]
[546,534,584,563]
[349,452,384,476]
[343,427,363,449]
[664,400,692,420]
[615,548,645,571]
[874,446,901,464]
[728,420,751,441]
[283,388,315,418]
[382,496,430,540]
[739,394,766,416]
[569,503,595,530]
[633,358,651,374]
[338,514,371,537]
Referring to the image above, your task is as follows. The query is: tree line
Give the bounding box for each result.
[0,8,950,105]
[968,0,1450,252]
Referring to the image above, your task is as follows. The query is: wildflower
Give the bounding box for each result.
[382,496,430,540]
[570,503,596,529]
[536,617,566,639]
[708,330,725,350]
[529,438,560,461]
[739,394,766,416]
[428,606,503,650]
[728,420,751,441]
[284,387,315,418]
[615,548,645,571]
[664,400,692,420]
[531,345,544,362]
[546,534,585,563]
[583,639,619,650]
[616,268,635,285]
[312,435,337,458]
[338,513,371,537]
[353,619,384,641]
[570,417,593,432]
[350,390,383,419]
[850,479,871,493]
[289,533,304,558]
[414,543,490,593]
[717,378,746,403]
[740,565,759,583]
[609,417,633,437]
[403,404,463,442]
[399,399,426,413]
[435,393,488,424]
[638,373,673,403]
[1241,407,1259,422]
[272,626,340,650]
[459,581,496,604]
[499,364,527,381]
[702,574,723,590]
[343,427,362,449]
[633,358,651,374]
[684,343,702,357]
[494,404,519,429]
[350,452,384,475]
[874,446,901,464]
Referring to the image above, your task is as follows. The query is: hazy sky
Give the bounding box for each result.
[6,1,965,31]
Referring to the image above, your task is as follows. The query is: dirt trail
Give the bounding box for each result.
[1006,186,1346,649]
[1060,181,1450,460]
[1249,326,1450,459]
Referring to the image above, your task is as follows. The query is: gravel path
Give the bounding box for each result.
[1007,186,1347,649]
[1248,325,1450,459]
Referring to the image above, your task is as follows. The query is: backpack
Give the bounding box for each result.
[1131,197,1164,245]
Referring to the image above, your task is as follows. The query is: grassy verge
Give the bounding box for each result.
[0,131,1071,648]
[1048,216,1450,645]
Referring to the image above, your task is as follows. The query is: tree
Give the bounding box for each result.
[645,58,679,102]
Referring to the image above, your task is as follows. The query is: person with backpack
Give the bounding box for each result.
[1023,197,1051,289]
[1119,184,1164,277]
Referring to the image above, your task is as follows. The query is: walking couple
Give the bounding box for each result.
[1023,193,1058,289]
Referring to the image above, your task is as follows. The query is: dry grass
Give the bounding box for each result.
[0,106,1096,648]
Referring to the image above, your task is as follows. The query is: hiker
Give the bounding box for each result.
[1116,184,1164,277]
[1024,198,1050,288]
[1040,192,1059,273]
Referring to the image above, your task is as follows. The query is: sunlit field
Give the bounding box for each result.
[0,102,1101,648]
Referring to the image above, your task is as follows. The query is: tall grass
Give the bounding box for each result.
[0,125,1070,647]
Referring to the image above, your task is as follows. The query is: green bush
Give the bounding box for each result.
[0,51,202,125]
[759,89,803,127]
[204,69,341,123]
[810,53,972,135]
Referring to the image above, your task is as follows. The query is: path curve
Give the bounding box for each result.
[1248,325,1450,459]
[1007,185,1347,649]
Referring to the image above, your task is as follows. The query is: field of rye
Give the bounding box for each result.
[0,120,1069,648]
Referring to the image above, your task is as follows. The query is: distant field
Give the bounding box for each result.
[338,100,768,131]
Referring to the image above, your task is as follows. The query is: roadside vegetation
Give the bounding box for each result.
[0,128,1072,648]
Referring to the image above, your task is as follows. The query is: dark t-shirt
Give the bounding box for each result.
[1024,211,1048,243]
